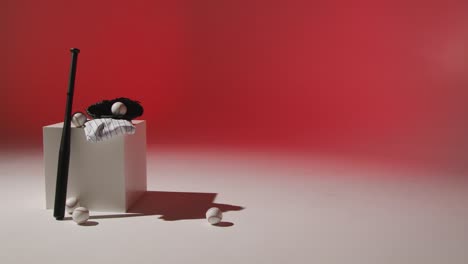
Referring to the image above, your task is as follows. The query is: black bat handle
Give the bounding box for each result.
[53,48,80,220]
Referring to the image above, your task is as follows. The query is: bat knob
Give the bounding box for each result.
[70,48,80,53]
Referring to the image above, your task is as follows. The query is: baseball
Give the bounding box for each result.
[71,112,87,127]
[72,207,90,225]
[65,197,80,215]
[206,207,223,225]
[111,102,127,116]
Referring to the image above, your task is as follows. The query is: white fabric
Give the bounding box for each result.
[83,118,135,143]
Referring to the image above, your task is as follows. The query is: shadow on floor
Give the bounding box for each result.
[88,191,244,222]
[213,221,234,227]
[79,221,99,226]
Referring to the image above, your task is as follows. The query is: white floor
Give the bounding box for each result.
[0,149,467,264]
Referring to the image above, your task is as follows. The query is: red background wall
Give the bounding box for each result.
[2,0,468,172]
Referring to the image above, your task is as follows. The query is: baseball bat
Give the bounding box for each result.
[53,48,80,220]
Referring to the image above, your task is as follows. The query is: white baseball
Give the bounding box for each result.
[72,207,90,224]
[206,207,223,225]
[111,102,127,116]
[71,112,87,127]
[65,197,80,215]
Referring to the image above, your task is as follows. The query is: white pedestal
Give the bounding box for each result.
[43,120,147,212]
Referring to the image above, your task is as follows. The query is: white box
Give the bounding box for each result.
[43,120,147,212]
